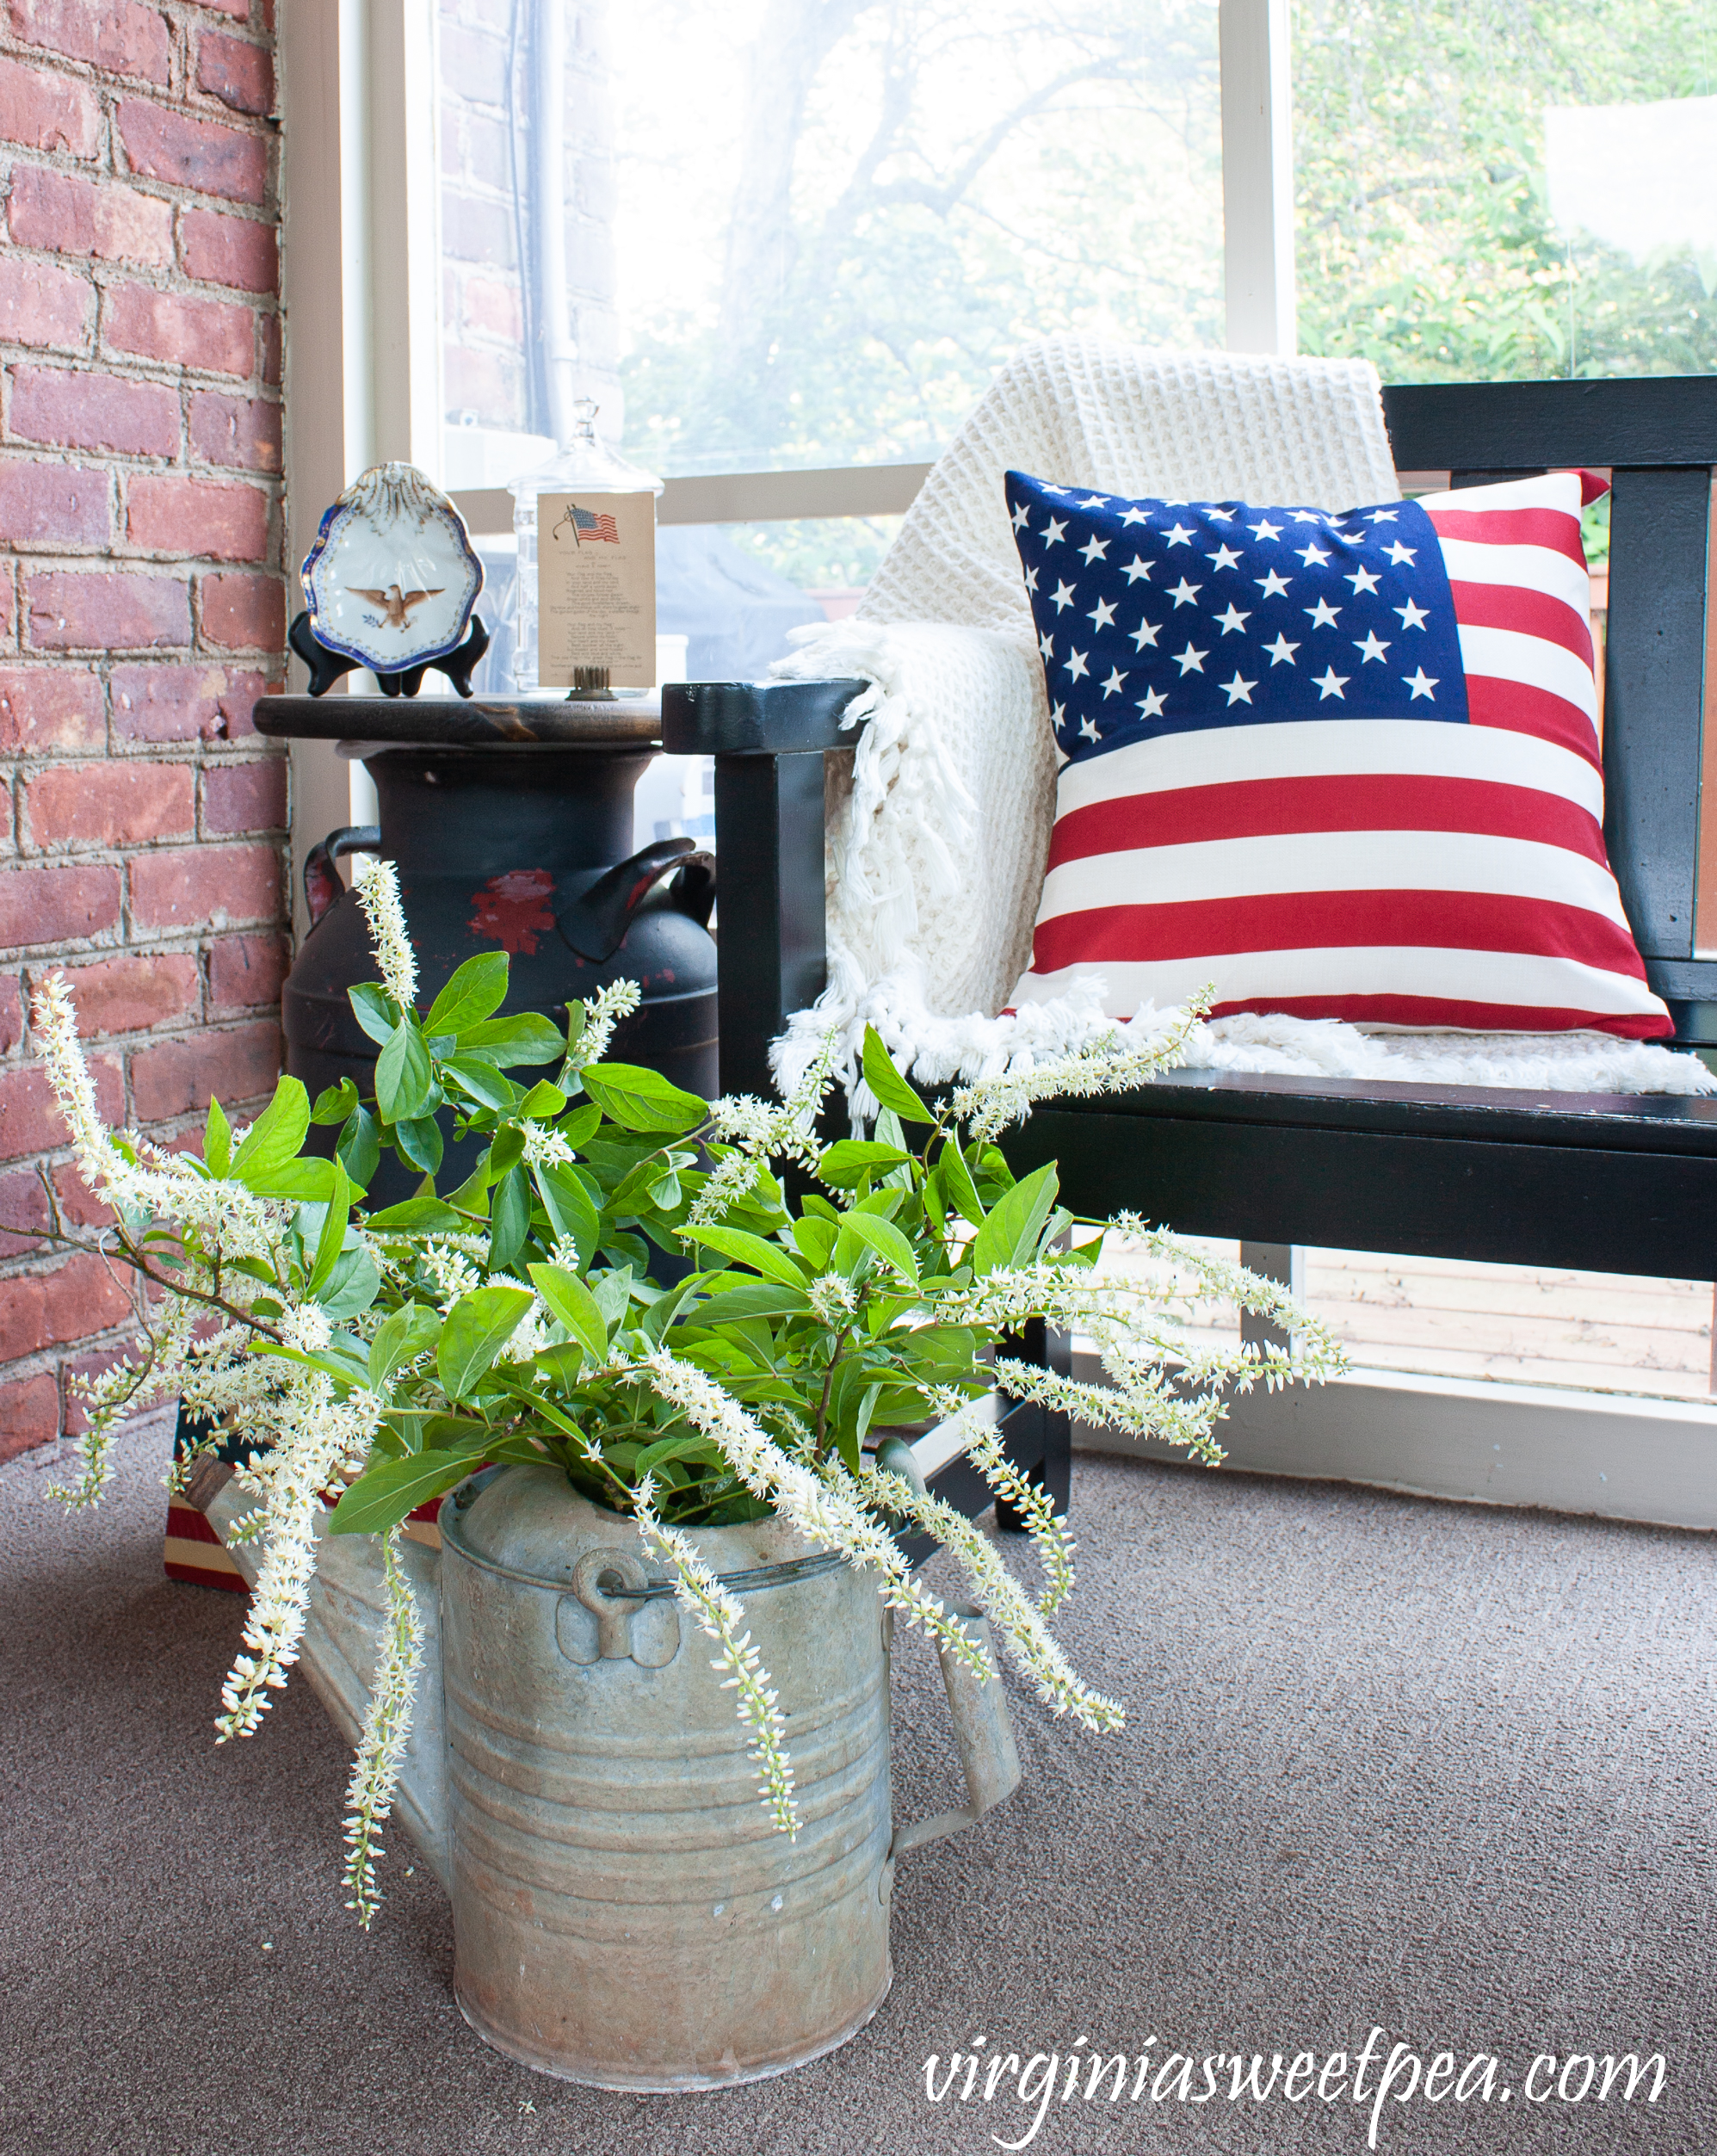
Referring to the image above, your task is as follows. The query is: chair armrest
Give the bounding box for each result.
[661,679,872,1097]
[661,677,871,755]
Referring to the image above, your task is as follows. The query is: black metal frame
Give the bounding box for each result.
[664,374,1717,1511]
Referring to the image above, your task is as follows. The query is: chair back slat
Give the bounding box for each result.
[1603,464,1710,968]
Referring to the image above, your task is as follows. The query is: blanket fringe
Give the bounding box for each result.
[771,956,1716,1114]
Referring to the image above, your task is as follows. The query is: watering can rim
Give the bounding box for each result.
[439,1487,849,1602]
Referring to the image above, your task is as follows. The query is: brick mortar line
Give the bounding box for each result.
[0,31,280,123]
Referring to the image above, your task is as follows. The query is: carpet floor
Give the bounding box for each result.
[1,1412,1712,2156]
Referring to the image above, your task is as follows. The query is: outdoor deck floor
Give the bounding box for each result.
[1134,1239,1716,1401]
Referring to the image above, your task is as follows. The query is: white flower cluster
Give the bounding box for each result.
[354,857,417,1013]
[805,1271,858,1325]
[421,1239,482,1313]
[950,998,1207,1141]
[33,971,290,1507]
[217,1370,385,1740]
[962,1413,1077,1615]
[343,1526,426,1926]
[633,1480,800,1839]
[520,1123,573,1169]
[686,1034,835,1231]
[568,977,642,1070]
[858,1455,1124,1732]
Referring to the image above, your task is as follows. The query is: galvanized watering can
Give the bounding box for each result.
[205,1461,1020,2090]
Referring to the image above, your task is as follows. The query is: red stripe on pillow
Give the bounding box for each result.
[1031,890,1651,976]
[1464,676,1603,767]
[1422,504,1586,566]
[1207,992,1671,1039]
[1045,775,1608,872]
[1447,578,1595,669]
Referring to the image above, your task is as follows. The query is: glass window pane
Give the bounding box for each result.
[1294,3,1717,383]
[440,0,1223,487]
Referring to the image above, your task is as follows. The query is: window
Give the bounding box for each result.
[1294,1,1717,382]
[438,0,1230,669]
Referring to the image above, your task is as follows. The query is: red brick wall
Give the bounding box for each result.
[0,0,284,1462]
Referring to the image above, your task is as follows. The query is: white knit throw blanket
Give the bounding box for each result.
[769,335,1713,1103]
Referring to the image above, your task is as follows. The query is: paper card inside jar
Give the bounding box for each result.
[535,491,658,687]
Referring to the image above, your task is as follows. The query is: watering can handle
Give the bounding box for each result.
[874,1436,1021,1860]
[888,1602,1022,1860]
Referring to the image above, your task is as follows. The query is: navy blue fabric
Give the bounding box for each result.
[1004,471,1469,764]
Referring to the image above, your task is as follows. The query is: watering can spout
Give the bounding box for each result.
[203,1474,452,1893]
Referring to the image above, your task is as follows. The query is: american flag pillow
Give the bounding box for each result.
[1007,468,1671,1040]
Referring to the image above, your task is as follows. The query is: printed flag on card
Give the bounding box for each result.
[1006,467,1671,1039]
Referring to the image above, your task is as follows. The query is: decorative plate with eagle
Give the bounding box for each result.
[300,462,484,672]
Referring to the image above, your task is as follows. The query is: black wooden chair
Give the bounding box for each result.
[664,375,1717,1520]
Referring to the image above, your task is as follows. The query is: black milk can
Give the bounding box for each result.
[259,701,717,1204]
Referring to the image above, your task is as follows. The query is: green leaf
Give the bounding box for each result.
[528,1263,609,1362]
[347,983,401,1046]
[365,1195,464,1232]
[320,1244,381,1320]
[938,1140,984,1228]
[832,1210,920,1286]
[680,1224,809,1288]
[487,1124,527,1178]
[517,1080,568,1119]
[253,1342,367,1388]
[792,1214,837,1270]
[442,1163,493,1218]
[971,1160,1059,1277]
[368,1304,442,1393]
[442,1057,516,1113]
[306,1157,352,1299]
[337,1104,380,1193]
[580,1060,707,1134]
[677,1281,809,1326]
[436,1285,534,1400]
[394,1112,444,1175]
[374,1020,434,1124]
[454,1013,565,1067]
[633,1435,724,1479]
[230,1076,310,1192]
[310,1078,360,1127]
[488,1162,531,1272]
[558,1102,602,1149]
[817,1140,915,1189]
[425,950,510,1037]
[245,1156,337,1202]
[326,1446,488,1537]
[535,1161,601,1267]
[861,1025,932,1122]
[588,1266,634,1330]
[203,1096,232,1178]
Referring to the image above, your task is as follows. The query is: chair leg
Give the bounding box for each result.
[994,1315,1072,1529]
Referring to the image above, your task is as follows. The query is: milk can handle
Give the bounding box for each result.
[304,825,382,926]
[889,1602,1022,1859]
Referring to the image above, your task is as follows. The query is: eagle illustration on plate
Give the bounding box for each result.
[300,462,484,672]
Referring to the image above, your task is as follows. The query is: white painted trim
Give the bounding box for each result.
[279,0,442,933]
[1219,0,1295,355]
[367,0,444,475]
[1072,1359,1717,1532]
[280,0,357,938]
